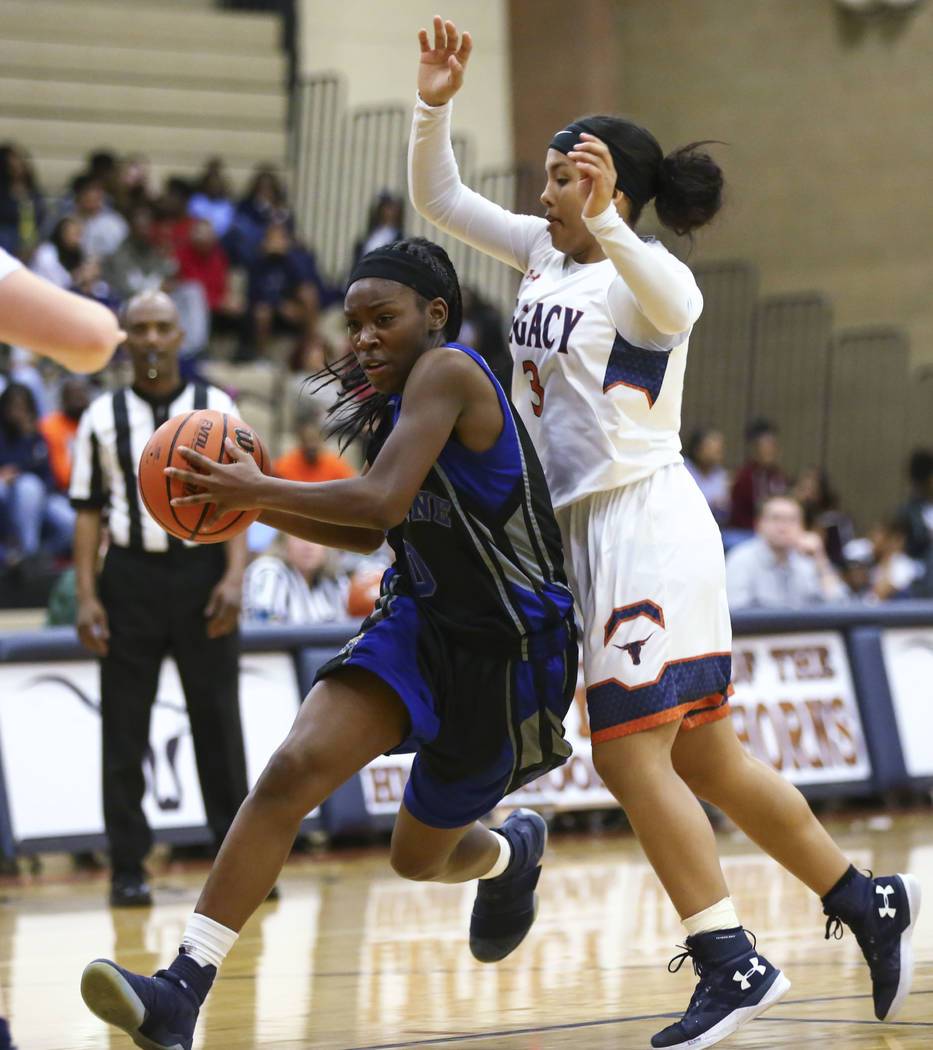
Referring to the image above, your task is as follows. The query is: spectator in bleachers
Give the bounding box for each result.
[115,153,154,217]
[350,190,405,269]
[86,150,122,205]
[31,217,85,290]
[684,426,730,529]
[38,375,93,494]
[841,520,922,603]
[273,402,356,484]
[241,221,327,362]
[151,177,195,257]
[458,283,511,389]
[70,175,129,262]
[0,344,56,418]
[174,218,245,335]
[225,165,292,267]
[895,448,933,596]
[792,465,854,568]
[32,216,116,312]
[242,532,353,625]
[728,417,789,536]
[0,382,75,571]
[0,142,45,260]
[725,494,845,608]
[837,538,875,603]
[69,255,119,312]
[102,204,175,303]
[188,159,235,239]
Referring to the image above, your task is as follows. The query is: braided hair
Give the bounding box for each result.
[304,237,463,452]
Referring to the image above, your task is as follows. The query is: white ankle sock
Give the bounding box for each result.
[683,897,740,937]
[179,912,239,970]
[479,830,512,880]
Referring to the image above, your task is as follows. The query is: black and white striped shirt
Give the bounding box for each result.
[69,382,237,552]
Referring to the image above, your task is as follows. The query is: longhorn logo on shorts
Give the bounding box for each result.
[876,883,897,919]
[614,633,655,665]
[603,600,665,648]
[733,957,766,991]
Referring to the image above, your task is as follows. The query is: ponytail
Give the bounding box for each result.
[654,141,724,236]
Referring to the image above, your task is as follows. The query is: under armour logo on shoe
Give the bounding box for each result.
[876,883,897,919]
[733,957,766,991]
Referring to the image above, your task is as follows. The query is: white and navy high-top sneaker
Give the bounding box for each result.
[651,927,790,1050]
[823,868,922,1021]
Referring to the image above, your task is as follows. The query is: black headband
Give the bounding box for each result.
[549,119,658,208]
[348,248,448,305]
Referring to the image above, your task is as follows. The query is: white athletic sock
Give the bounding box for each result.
[479,830,512,880]
[683,896,741,937]
[179,912,239,970]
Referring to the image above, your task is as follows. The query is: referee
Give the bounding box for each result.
[70,290,249,908]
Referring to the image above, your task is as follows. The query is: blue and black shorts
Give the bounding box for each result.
[314,584,578,829]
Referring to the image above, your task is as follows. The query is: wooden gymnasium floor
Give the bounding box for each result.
[1,809,932,1050]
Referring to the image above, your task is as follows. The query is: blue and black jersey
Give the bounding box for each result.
[317,344,578,827]
[373,343,575,655]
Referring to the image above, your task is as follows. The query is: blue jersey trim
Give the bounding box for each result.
[602,331,670,406]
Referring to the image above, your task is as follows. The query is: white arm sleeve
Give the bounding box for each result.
[0,246,22,282]
[583,203,703,337]
[408,96,543,273]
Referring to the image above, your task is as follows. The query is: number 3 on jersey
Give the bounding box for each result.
[522,360,544,417]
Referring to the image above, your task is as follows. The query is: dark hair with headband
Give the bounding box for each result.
[303,237,464,451]
[549,116,724,236]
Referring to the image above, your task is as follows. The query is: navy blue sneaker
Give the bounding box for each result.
[80,954,214,1050]
[651,928,790,1049]
[823,870,921,1020]
[469,808,547,963]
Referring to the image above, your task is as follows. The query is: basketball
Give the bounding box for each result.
[137,408,270,543]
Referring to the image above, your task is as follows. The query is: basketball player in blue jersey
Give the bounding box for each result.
[409,17,920,1050]
[79,238,579,1050]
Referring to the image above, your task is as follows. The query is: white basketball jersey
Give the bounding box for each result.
[409,96,701,510]
[508,231,688,508]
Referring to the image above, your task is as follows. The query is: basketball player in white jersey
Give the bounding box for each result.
[0,245,122,373]
[409,17,920,1050]
[0,247,120,1050]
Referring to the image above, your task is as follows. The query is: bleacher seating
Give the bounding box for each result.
[0,0,288,194]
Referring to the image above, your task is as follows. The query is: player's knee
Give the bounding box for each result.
[591,745,645,799]
[389,847,447,882]
[673,752,737,804]
[252,743,321,810]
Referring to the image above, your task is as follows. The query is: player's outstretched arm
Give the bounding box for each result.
[417,15,472,107]
[0,266,123,373]
[167,349,474,533]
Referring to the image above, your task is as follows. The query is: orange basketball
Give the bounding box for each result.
[137,408,270,543]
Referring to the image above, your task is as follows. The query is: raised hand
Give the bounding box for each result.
[568,133,620,219]
[417,15,472,106]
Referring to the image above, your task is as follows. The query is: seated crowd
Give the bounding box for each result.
[2,140,932,620]
[686,419,933,607]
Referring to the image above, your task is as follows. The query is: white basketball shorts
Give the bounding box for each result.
[555,462,733,743]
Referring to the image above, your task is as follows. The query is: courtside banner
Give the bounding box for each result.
[730,631,871,785]
[358,652,616,815]
[0,652,307,844]
[880,627,933,778]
